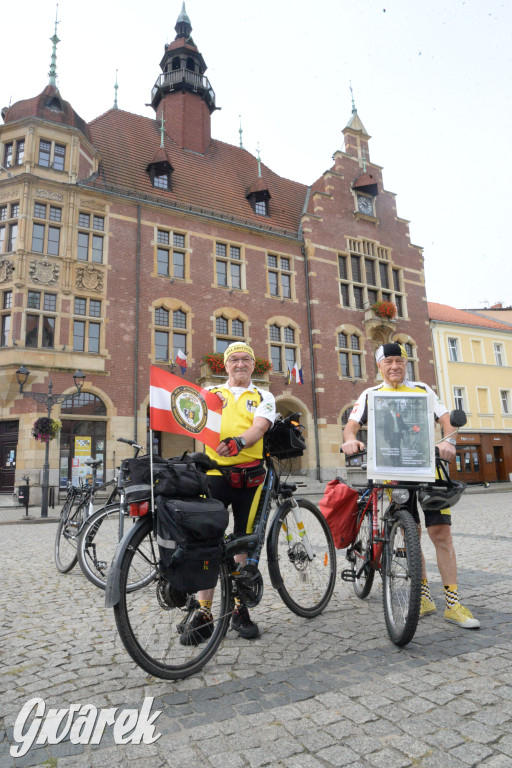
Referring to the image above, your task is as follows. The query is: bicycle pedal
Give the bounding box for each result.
[340,569,356,582]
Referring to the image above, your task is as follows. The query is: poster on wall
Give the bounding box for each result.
[366,391,436,482]
[73,436,92,484]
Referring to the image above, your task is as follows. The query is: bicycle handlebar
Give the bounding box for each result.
[117,437,143,451]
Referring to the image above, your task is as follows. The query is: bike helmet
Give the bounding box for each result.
[418,480,466,512]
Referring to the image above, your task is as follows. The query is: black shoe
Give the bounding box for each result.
[231,604,260,640]
[179,609,214,646]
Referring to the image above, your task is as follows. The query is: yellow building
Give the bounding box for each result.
[429,302,512,484]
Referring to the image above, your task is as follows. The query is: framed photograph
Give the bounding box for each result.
[366,391,436,482]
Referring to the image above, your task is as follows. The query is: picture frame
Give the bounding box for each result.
[366,390,436,482]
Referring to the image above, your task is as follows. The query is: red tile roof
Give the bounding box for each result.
[3,85,90,140]
[82,108,308,237]
[428,302,512,331]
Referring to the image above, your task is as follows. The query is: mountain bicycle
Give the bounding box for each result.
[106,413,337,680]
[76,438,144,589]
[54,459,116,573]
[341,409,468,646]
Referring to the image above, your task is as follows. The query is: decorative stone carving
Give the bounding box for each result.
[0,189,20,201]
[79,198,106,212]
[29,260,59,285]
[35,189,64,202]
[0,259,15,283]
[76,266,103,292]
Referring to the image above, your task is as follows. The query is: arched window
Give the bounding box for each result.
[269,323,297,373]
[337,330,363,379]
[186,57,195,72]
[215,314,245,353]
[171,57,181,71]
[59,393,108,488]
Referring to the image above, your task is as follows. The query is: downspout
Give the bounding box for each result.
[299,188,321,482]
[133,204,141,442]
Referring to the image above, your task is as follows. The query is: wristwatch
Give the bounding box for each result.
[444,437,456,445]
[237,436,247,449]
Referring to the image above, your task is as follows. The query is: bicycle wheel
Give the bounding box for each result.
[113,517,232,680]
[269,498,336,618]
[77,504,127,589]
[54,496,85,573]
[382,507,422,646]
[350,507,375,599]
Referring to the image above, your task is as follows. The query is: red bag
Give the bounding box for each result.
[319,478,359,549]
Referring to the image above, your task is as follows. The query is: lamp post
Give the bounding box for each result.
[16,366,86,518]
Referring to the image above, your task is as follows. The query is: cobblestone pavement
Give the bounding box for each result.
[1,492,511,768]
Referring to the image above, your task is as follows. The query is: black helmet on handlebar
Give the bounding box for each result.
[417,480,466,512]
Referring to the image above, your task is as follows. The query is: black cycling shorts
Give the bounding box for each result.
[406,494,451,528]
[207,474,260,537]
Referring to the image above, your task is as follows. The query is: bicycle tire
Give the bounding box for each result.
[382,506,422,647]
[54,496,85,573]
[77,504,127,590]
[351,507,375,599]
[268,498,336,618]
[113,516,232,680]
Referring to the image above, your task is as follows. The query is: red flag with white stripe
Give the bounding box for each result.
[149,366,223,449]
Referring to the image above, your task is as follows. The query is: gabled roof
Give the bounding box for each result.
[428,302,512,332]
[82,108,307,236]
[2,85,90,140]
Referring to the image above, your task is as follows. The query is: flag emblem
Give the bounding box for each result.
[171,386,209,434]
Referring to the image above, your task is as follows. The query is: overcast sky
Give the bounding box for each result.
[2,0,510,310]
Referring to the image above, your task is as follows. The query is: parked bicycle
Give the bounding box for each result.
[106,412,337,680]
[341,409,468,646]
[54,459,116,573]
[77,438,144,589]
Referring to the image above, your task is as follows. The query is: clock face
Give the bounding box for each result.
[357,194,373,215]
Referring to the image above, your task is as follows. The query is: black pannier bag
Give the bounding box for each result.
[265,417,306,459]
[124,454,209,504]
[155,496,229,593]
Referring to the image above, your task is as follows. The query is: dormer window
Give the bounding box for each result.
[246,189,270,217]
[148,162,172,190]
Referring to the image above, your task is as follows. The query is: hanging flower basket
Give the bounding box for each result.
[200,352,272,376]
[371,300,397,320]
[32,417,62,443]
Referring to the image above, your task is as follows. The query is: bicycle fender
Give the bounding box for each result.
[105,518,145,608]
[266,499,293,590]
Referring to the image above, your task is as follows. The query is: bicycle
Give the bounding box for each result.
[76,438,144,589]
[106,412,337,680]
[54,458,116,573]
[341,409,468,646]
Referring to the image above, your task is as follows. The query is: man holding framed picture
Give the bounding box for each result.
[342,342,479,629]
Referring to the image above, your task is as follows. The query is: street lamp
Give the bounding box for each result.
[16,366,86,518]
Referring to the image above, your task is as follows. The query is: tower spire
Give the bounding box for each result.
[256,143,262,178]
[48,5,60,87]
[349,80,357,115]
[160,111,165,148]
[114,69,119,109]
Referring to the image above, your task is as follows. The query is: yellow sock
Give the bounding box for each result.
[199,600,212,613]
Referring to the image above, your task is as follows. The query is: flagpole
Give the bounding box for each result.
[150,428,155,514]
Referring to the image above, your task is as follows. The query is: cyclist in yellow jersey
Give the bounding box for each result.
[342,342,479,630]
[180,342,276,646]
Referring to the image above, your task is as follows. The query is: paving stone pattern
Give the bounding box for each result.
[1,492,511,767]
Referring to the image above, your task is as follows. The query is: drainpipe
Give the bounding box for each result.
[134,204,141,442]
[299,188,321,482]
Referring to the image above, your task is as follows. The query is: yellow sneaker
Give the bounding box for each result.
[444,603,480,629]
[420,596,437,618]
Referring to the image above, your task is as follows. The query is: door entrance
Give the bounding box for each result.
[0,420,19,493]
[493,446,506,481]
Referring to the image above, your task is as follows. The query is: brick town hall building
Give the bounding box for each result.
[0,5,435,501]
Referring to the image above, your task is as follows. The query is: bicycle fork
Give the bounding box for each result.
[281,498,316,562]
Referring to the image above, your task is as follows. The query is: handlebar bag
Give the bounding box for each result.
[155,496,229,592]
[319,478,359,549]
[264,419,306,458]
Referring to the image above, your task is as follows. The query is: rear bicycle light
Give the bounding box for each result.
[129,501,150,517]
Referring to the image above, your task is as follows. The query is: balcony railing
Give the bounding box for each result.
[151,68,216,109]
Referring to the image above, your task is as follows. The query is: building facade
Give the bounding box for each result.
[0,7,435,501]
[429,302,512,484]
